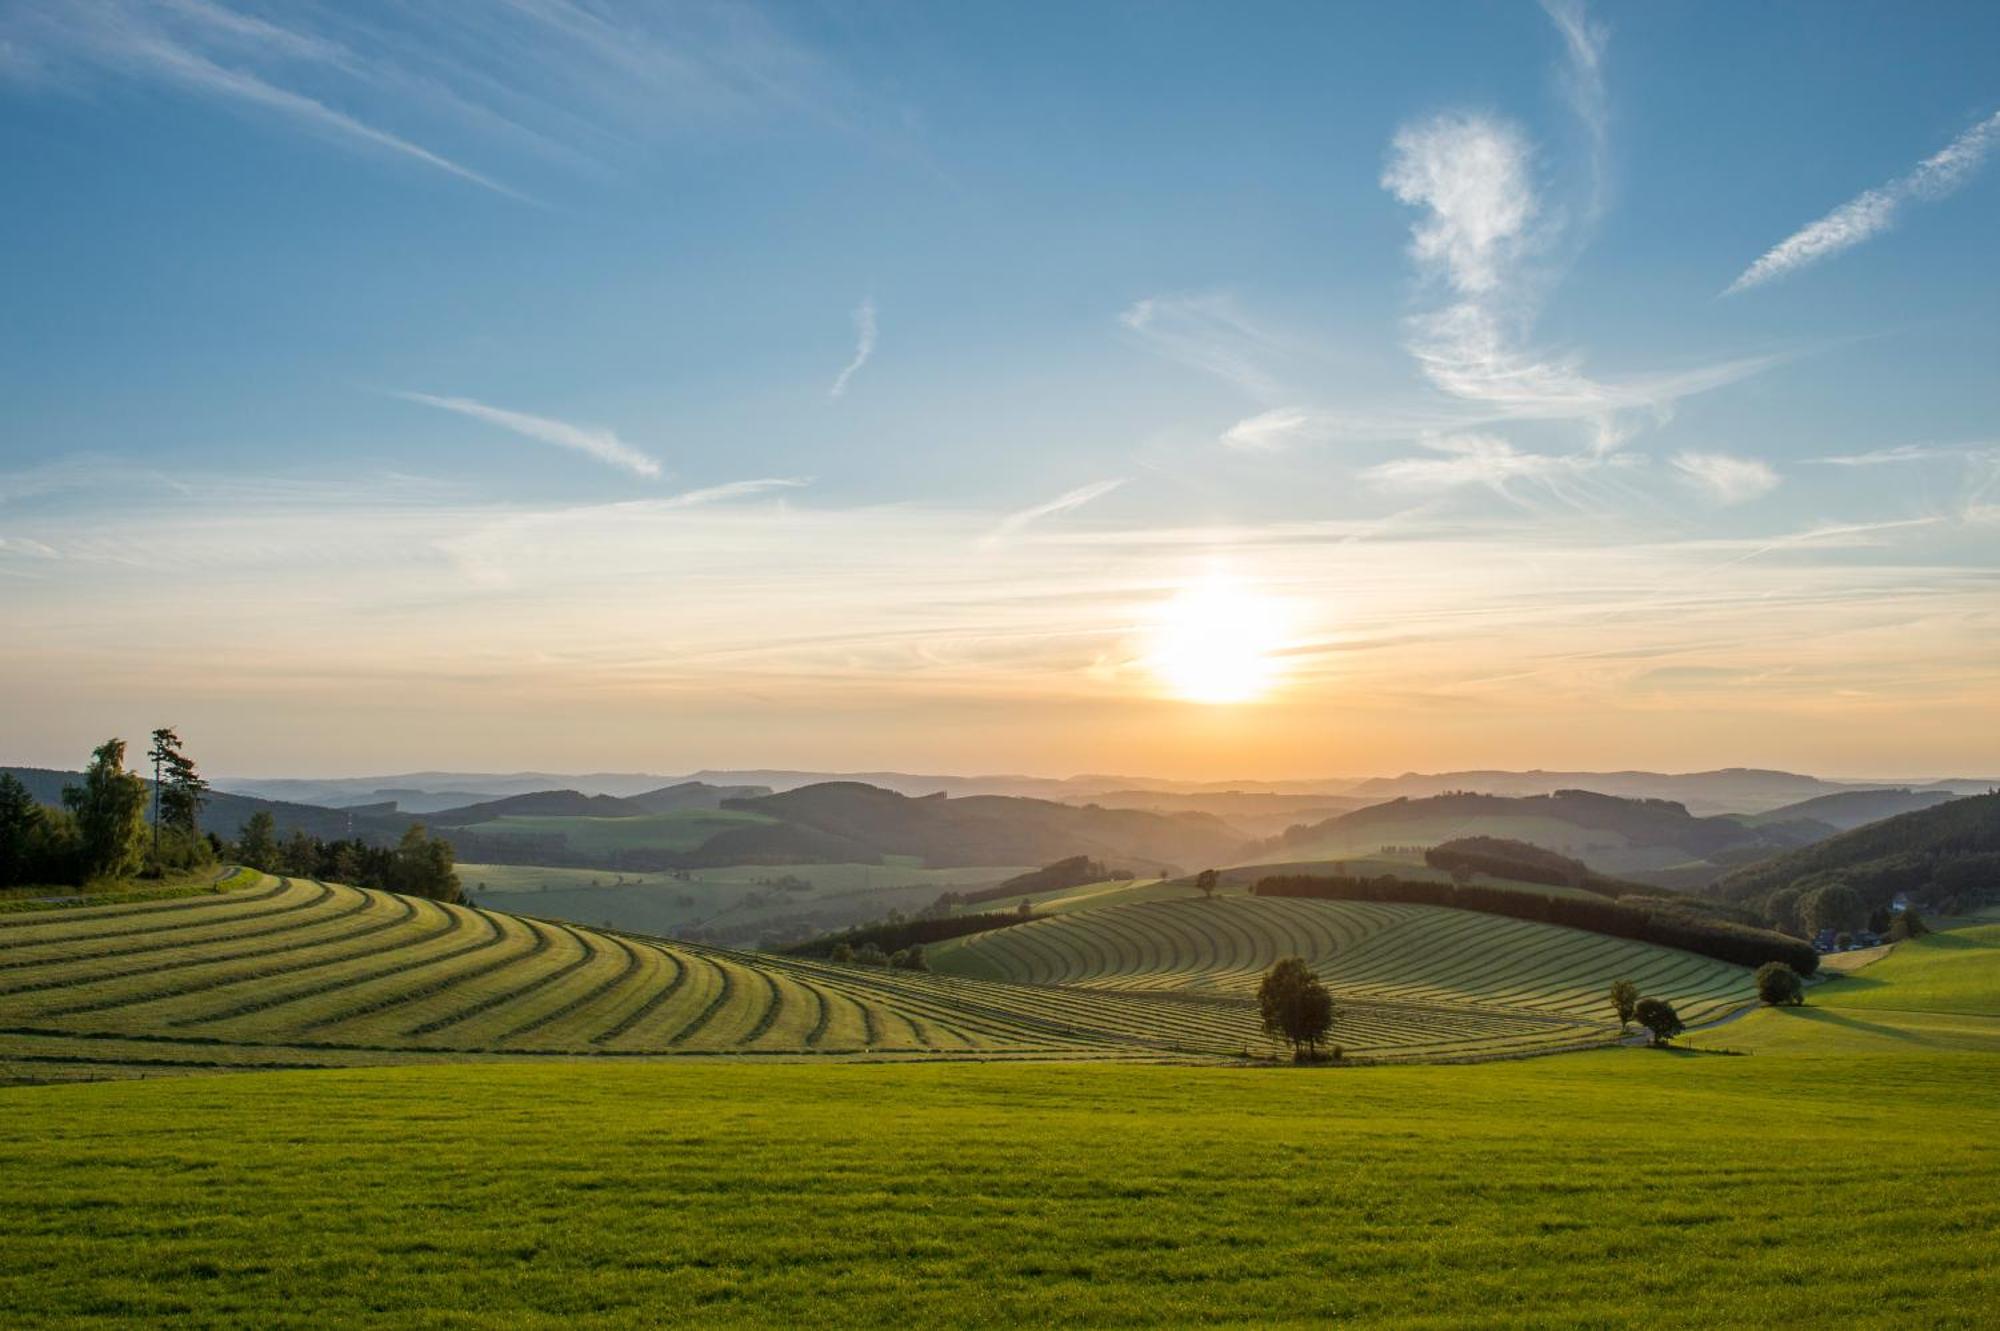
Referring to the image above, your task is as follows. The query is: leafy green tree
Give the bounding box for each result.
[829,942,855,964]
[1801,882,1865,937]
[0,773,40,886]
[1195,868,1220,900]
[1886,908,1930,942]
[1763,887,1803,935]
[280,829,318,878]
[236,812,280,873]
[1258,957,1335,1062]
[854,942,888,967]
[62,739,148,881]
[1753,962,1804,1006]
[1634,997,1684,1046]
[1609,979,1640,1032]
[390,824,461,903]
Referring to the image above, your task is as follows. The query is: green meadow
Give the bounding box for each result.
[2,1053,1993,1329]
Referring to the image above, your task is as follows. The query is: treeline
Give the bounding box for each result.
[780,909,1033,960]
[231,812,462,904]
[960,854,1132,906]
[1253,873,1819,975]
[1422,837,1636,898]
[0,732,212,889]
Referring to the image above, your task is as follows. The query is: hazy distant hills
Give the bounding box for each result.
[0,767,412,844]
[1243,789,1831,885]
[1736,788,1959,832]
[720,783,1249,874]
[423,782,770,826]
[213,765,1999,819]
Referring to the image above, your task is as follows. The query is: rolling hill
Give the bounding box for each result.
[0,866,1757,1071]
[1246,789,1823,882]
[0,766,414,845]
[1710,792,2000,912]
[1735,787,1957,831]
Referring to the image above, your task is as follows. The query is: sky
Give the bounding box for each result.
[2,0,1997,781]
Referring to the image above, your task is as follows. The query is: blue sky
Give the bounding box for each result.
[2,1,1997,779]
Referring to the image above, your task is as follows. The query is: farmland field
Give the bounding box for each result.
[0,869,1759,1074]
[462,860,1024,945]
[1,1052,1993,1328]
[454,808,778,854]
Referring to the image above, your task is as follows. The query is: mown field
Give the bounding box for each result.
[0,872,1754,1073]
[463,860,1024,943]
[1,1052,1993,1328]
[931,894,1756,1053]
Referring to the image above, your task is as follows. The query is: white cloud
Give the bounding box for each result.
[1726,110,2000,295]
[1361,433,1595,500]
[1,1,525,199]
[1807,444,1945,467]
[1221,408,1331,453]
[1672,450,1780,505]
[830,297,877,398]
[397,392,663,479]
[1381,113,1539,297]
[1119,294,1287,399]
[982,478,1127,547]
[1540,0,1609,215]
[662,477,809,508]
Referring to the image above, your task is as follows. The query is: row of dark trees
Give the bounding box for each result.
[0,732,211,889]
[229,812,461,903]
[1253,873,1820,975]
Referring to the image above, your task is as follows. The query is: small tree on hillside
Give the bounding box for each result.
[1609,979,1640,1032]
[1258,957,1335,1062]
[62,739,148,882]
[0,773,40,887]
[1195,868,1220,900]
[1634,997,1684,1046]
[1801,881,1865,938]
[1886,908,1930,942]
[1754,961,1804,1007]
[236,812,279,872]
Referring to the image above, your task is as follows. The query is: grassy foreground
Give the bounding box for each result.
[3,1052,1995,1329]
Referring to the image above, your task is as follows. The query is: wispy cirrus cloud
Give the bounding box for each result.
[1119,294,1289,400]
[663,477,809,508]
[1672,450,1780,505]
[1808,444,1948,467]
[397,392,663,479]
[0,0,527,199]
[982,478,1127,548]
[1726,110,2000,295]
[0,1,889,198]
[830,297,877,398]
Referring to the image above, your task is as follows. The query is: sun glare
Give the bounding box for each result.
[1146,576,1286,704]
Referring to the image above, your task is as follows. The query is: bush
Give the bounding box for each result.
[1754,961,1804,1007]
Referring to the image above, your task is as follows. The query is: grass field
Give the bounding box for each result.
[457,808,778,854]
[0,1052,1992,1328]
[462,861,1025,945]
[932,893,1756,1047]
[1687,921,2000,1054]
[0,869,1758,1073]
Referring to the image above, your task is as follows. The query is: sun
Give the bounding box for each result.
[1146,576,1285,704]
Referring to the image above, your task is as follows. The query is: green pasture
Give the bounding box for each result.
[457,808,777,854]
[1,1053,1993,1329]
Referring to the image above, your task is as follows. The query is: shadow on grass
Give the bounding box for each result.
[1779,1007,1931,1046]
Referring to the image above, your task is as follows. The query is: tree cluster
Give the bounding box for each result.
[1255,873,1819,975]
[780,909,1033,959]
[231,813,461,903]
[1,735,214,889]
[827,941,929,970]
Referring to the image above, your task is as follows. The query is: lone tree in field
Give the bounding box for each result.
[1887,908,1930,942]
[1634,997,1684,1047]
[1609,979,1640,1032]
[1754,961,1805,1007]
[1195,868,1220,900]
[1258,957,1335,1062]
[235,811,279,872]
